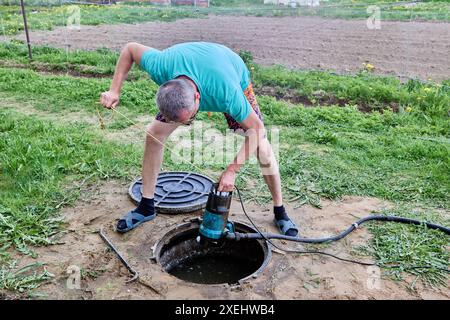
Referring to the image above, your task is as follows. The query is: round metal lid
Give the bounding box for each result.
[128,171,215,214]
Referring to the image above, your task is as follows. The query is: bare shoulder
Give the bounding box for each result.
[127,42,153,67]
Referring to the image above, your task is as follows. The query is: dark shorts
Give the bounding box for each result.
[155,82,264,132]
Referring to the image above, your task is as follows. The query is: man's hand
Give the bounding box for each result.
[100,90,120,109]
[101,42,151,110]
[218,166,237,192]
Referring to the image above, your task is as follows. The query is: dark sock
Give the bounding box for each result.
[274,205,289,220]
[117,197,155,230]
[274,205,298,237]
[135,197,155,216]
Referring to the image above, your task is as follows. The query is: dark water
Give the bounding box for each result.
[168,255,260,285]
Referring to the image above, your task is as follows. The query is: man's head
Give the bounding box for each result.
[156,78,200,125]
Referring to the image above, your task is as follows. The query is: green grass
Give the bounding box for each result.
[0,109,143,254]
[154,0,450,22]
[0,66,156,114]
[0,262,53,293]
[0,1,448,36]
[360,206,449,288]
[0,44,448,209]
[1,42,449,118]
[0,42,125,77]
[0,48,448,206]
[0,43,448,293]
[294,1,450,21]
[0,108,137,294]
[0,3,207,36]
[236,100,450,209]
[0,105,139,286]
[210,0,264,6]
[251,64,450,119]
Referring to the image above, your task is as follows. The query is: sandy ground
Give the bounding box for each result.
[4,180,449,300]
[13,15,450,81]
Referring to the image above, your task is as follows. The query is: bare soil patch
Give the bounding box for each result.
[0,60,110,78]
[254,85,400,112]
[15,15,450,81]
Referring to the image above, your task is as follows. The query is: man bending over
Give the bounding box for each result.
[100,42,298,237]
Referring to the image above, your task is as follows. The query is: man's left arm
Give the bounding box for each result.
[218,108,265,191]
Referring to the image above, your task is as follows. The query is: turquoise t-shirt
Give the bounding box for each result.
[140,42,252,122]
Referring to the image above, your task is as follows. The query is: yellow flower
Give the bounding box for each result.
[406,107,413,113]
[362,62,375,72]
[423,87,432,93]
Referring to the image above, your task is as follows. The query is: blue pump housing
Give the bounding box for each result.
[198,185,233,241]
[199,209,228,240]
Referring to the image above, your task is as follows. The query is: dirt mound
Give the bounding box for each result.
[14,15,450,81]
[6,180,449,299]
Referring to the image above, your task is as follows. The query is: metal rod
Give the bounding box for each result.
[19,0,32,61]
[99,227,139,283]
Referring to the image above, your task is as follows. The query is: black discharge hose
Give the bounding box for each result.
[232,186,450,272]
[225,215,450,242]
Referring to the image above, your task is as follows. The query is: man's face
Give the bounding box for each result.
[175,92,200,126]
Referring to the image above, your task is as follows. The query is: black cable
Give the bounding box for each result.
[233,186,450,273]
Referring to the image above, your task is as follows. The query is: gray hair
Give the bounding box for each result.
[156,79,196,121]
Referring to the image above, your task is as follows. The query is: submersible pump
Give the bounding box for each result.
[197,184,234,244]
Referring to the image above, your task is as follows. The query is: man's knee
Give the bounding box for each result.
[257,139,272,163]
[257,140,279,176]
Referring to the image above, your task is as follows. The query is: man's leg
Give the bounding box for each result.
[117,119,179,232]
[227,82,298,236]
[256,137,299,237]
[256,137,282,206]
[141,120,180,198]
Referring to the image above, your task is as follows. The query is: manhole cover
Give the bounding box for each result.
[128,171,215,214]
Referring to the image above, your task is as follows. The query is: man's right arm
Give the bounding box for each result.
[100,42,151,109]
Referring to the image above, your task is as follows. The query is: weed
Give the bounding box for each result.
[0,262,53,293]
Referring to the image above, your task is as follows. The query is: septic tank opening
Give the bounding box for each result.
[152,219,271,285]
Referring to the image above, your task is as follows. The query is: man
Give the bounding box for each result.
[100,41,298,236]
